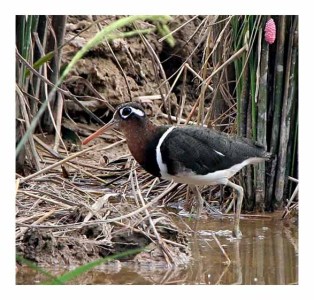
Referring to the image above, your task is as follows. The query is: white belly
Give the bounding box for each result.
[161,157,265,186]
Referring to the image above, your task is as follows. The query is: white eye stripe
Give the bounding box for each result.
[132,107,145,117]
[120,106,145,119]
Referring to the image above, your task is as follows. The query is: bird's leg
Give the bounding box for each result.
[189,185,204,219]
[226,181,243,238]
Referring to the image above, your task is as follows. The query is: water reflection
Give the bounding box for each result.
[183,216,298,285]
[16,215,298,285]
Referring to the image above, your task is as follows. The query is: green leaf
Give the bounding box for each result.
[17,247,143,285]
[24,51,54,77]
[43,248,143,285]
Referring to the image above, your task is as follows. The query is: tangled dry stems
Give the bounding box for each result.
[16,131,194,267]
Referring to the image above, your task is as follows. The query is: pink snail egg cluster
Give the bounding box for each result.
[265,18,276,44]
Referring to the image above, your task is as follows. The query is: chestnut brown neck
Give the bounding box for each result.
[119,118,158,166]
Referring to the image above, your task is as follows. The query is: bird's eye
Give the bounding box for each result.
[120,107,132,118]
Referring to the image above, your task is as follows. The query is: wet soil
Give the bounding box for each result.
[16,212,298,285]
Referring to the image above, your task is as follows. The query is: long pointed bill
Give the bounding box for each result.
[82,119,117,145]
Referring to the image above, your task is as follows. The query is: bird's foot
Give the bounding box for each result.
[232,228,243,239]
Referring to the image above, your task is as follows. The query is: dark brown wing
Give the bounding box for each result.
[160,127,268,176]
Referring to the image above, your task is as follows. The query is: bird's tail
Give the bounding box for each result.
[252,141,275,161]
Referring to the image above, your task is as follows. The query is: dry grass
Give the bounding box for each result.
[16,127,194,267]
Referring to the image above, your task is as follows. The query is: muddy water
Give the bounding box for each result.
[16,214,298,285]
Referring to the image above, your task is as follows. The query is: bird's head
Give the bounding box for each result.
[82,102,147,145]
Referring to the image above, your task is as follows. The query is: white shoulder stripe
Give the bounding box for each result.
[156,126,175,177]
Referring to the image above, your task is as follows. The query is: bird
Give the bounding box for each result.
[82,102,272,238]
